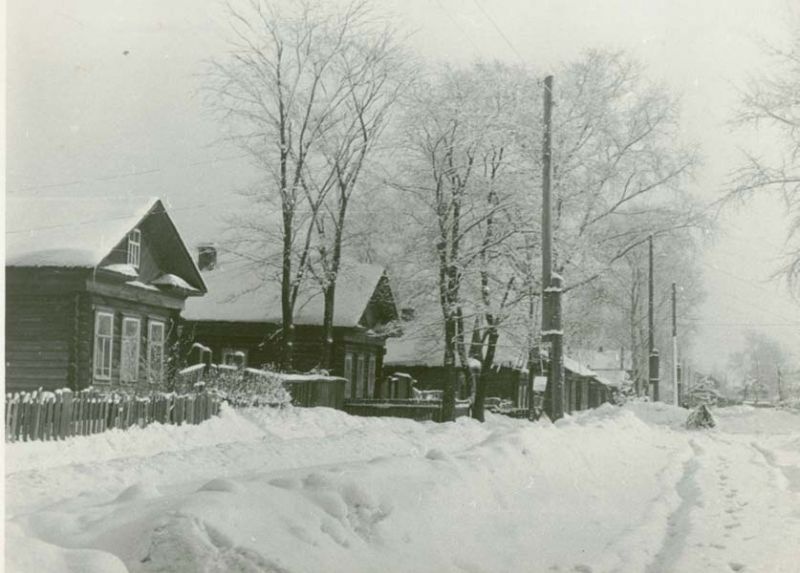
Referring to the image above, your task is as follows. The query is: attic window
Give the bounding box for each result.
[127,228,141,268]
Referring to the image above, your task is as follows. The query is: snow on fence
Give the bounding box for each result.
[4,388,221,442]
[177,363,347,409]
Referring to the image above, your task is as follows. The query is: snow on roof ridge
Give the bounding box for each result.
[6,196,161,267]
[184,256,386,326]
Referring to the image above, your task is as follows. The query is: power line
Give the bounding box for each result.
[5,199,240,235]
[9,153,250,194]
[470,0,526,64]
[433,0,483,58]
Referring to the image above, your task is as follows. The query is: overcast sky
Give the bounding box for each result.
[7,0,800,376]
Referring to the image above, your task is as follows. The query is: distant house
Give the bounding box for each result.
[384,329,528,402]
[572,347,632,390]
[182,250,399,399]
[385,328,614,413]
[5,198,207,393]
[560,355,615,412]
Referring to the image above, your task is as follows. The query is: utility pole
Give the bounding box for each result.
[648,235,660,401]
[777,366,783,402]
[540,75,564,421]
[672,282,678,406]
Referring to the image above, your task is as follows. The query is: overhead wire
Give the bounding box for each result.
[9,153,251,194]
[469,0,526,64]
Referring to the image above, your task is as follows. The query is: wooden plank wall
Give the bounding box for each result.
[5,295,75,392]
[5,389,222,442]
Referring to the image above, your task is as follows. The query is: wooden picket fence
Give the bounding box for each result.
[5,388,222,442]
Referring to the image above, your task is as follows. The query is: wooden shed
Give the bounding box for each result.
[5,197,207,393]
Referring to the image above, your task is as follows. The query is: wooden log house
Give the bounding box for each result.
[182,250,400,400]
[5,197,207,393]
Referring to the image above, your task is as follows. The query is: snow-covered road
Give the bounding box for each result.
[5,403,800,572]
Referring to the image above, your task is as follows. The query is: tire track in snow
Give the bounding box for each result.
[645,439,703,573]
[750,441,800,493]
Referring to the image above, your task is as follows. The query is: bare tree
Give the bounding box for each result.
[208,0,403,369]
[306,24,409,369]
[396,63,536,420]
[394,52,708,419]
[728,26,800,283]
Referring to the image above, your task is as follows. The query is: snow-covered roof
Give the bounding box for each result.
[594,375,619,388]
[6,196,159,267]
[563,356,596,378]
[151,273,200,292]
[571,348,633,371]
[99,263,139,278]
[6,196,207,294]
[384,330,528,369]
[183,257,387,327]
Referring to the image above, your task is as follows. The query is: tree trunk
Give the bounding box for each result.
[281,210,295,371]
[320,283,336,371]
[472,329,499,422]
[320,191,347,372]
[441,315,458,422]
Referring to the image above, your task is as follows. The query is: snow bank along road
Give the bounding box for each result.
[6,403,800,572]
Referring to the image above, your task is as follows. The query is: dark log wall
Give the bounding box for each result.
[358,276,398,330]
[6,294,75,392]
[5,268,87,393]
[384,364,521,400]
[6,268,187,392]
[187,320,388,391]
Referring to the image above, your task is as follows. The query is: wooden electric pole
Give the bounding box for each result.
[672,282,678,406]
[541,75,564,421]
[648,235,660,401]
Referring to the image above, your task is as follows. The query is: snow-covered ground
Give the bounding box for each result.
[5,402,800,573]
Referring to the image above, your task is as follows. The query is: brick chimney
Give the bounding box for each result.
[197,244,217,271]
[400,307,415,321]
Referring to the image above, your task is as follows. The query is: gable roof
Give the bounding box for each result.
[6,196,207,293]
[571,348,632,371]
[385,326,608,383]
[183,256,392,328]
[384,326,529,370]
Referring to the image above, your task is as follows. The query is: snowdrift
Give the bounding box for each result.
[6,403,799,573]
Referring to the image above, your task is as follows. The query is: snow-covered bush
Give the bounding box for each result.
[685,404,716,429]
[199,367,292,408]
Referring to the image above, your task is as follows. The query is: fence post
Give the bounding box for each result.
[32,392,42,441]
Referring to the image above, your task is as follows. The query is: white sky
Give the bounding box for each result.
[6,0,800,375]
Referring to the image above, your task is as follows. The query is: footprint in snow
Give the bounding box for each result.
[729,562,745,571]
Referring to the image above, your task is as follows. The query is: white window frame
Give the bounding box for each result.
[127,228,141,268]
[357,354,366,399]
[222,347,248,369]
[344,352,354,398]
[147,319,166,384]
[93,311,114,381]
[120,316,141,383]
[367,354,376,398]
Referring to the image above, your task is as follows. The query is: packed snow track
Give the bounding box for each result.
[5,403,800,572]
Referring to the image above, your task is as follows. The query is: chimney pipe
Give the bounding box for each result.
[197,244,217,271]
